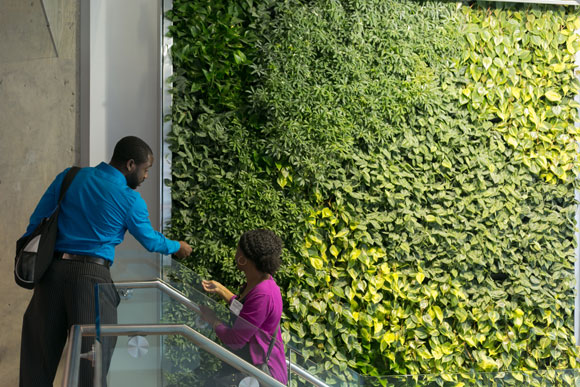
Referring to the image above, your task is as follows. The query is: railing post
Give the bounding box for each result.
[62,325,83,387]
[93,340,102,387]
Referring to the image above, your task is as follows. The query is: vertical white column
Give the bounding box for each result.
[87,0,162,246]
[88,0,107,167]
[81,1,164,386]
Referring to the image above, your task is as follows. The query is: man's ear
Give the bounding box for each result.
[125,159,136,173]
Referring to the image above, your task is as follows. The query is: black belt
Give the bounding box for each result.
[57,253,111,268]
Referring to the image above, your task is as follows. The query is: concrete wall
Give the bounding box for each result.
[0,1,168,384]
[0,0,78,385]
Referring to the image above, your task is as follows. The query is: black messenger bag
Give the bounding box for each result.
[14,166,80,289]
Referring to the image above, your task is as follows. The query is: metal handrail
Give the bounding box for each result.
[112,280,331,387]
[63,280,331,387]
[115,280,200,312]
[63,323,285,387]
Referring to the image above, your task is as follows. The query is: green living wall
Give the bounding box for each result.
[166,0,580,383]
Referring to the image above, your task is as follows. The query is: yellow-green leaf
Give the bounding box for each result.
[493,57,504,68]
[551,63,566,73]
[525,357,538,370]
[334,228,349,238]
[416,346,432,360]
[321,208,333,218]
[545,90,562,102]
[329,245,339,257]
[310,238,323,249]
[416,272,425,284]
[482,57,492,70]
[432,305,444,322]
[310,257,324,270]
[277,176,287,188]
[506,136,518,148]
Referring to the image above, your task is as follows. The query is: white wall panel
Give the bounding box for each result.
[81,1,164,385]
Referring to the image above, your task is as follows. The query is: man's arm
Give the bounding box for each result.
[125,195,192,257]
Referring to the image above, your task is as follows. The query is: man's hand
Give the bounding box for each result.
[174,241,192,259]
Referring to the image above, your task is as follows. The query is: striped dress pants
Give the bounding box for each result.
[19,259,119,387]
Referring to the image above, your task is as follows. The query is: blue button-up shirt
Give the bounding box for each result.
[25,162,180,263]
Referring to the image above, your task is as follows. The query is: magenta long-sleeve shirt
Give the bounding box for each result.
[215,277,287,384]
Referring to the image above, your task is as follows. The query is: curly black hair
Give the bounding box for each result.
[238,229,283,275]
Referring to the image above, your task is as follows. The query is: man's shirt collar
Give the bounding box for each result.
[96,162,128,186]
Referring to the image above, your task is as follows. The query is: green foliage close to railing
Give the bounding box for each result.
[166,0,580,383]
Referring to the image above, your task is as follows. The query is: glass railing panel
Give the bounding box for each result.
[109,249,164,282]
[99,332,164,387]
[96,277,286,386]
[161,259,360,386]
[92,283,164,387]
[159,258,289,381]
[68,329,260,387]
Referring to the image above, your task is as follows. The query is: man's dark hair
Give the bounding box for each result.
[238,229,283,275]
[111,136,153,165]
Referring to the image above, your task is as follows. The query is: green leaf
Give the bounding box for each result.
[321,208,333,218]
[482,57,492,70]
[432,306,444,323]
[506,136,518,148]
[329,245,339,257]
[335,228,349,238]
[233,50,246,64]
[416,272,426,284]
[545,90,562,102]
[525,357,538,370]
[310,257,324,270]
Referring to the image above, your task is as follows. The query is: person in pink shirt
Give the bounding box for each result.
[201,229,287,385]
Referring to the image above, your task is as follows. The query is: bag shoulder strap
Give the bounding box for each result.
[58,166,81,203]
[265,324,280,364]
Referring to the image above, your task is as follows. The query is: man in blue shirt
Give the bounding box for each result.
[19,136,192,387]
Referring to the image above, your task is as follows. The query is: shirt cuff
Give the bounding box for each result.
[168,239,181,254]
[229,295,237,305]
